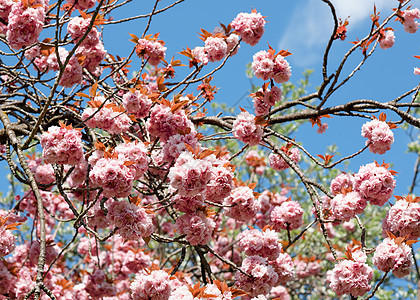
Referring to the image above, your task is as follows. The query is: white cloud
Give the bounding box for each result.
[333,0,393,23]
[279,0,396,67]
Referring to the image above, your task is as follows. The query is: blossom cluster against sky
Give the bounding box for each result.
[106,0,420,196]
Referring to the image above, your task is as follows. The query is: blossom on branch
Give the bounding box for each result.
[231,10,266,46]
[234,255,278,297]
[40,124,84,166]
[354,161,396,206]
[232,111,263,146]
[329,259,373,297]
[372,236,413,278]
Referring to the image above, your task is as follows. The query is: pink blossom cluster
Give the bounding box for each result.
[51,194,75,220]
[106,200,154,240]
[6,0,47,50]
[252,50,292,83]
[76,40,107,76]
[324,222,338,238]
[136,38,167,66]
[7,265,34,298]
[47,47,84,87]
[379,30,395,49]
[67,16,100,46]
[175,211,215,245]
[0,226,16,257]
[122,90,153,119]
[231,11,266,46]
[226,33,240,55]
[294,259,321,278]
[330,191,367,221]
[269,252,295,284]
[172,193,204,213]
[204,36,228,62]
[330,172,355,195]
[238,228,281,261]
[317,123,328,134]
[168,286,194,300]
[372,237,413,278]
[0,0,14,21]
[343,220,356,232]
[66,0,96,10]
[254,214,269,230]
[84,268,116,298]
[82,96,131,134]
[28,236,60,265]
[0,261,14,295]
[161,132,199,162]
[40,125,84,165]
[67,159,89,187]
[234,255,278,297]
[361,119,394,154]
[204,165,234,203]
[89,157,135,198]
[382,198,420,239]
[32,162,55,185]
[204,284,234,299]
[269,148,300,171]
[269,200,303,231]
[253,86,283,116]
[223,186,261,222]
[354,162,396,206]
[269,286,290,300]
[86,197,109,229]
[45,46,66,68]
[232,111,263,146]
[67,15,107,76]
[192,46,209,65]
[259,190,287,213]
[402,8,420,33]
[329,259,373,297]
[100,235,152,277]
[193,33,240,64]
[168,152,212,197]
[76,236,98,256]
[23,45,48,72]
[115,141,150,180]
[146,104,195,142]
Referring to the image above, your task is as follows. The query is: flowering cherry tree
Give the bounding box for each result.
[0,0,420,299]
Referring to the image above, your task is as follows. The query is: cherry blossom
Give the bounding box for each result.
[372,237,413,278]
[231,10,266,46]
[223,186,261,222]
[232,111,263,146]
[234,255,278,297]
[40,125,84,166]
[354,162,396,206]
[361,119,394,154]
[329,259,373,297]
[175,211,216,245]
